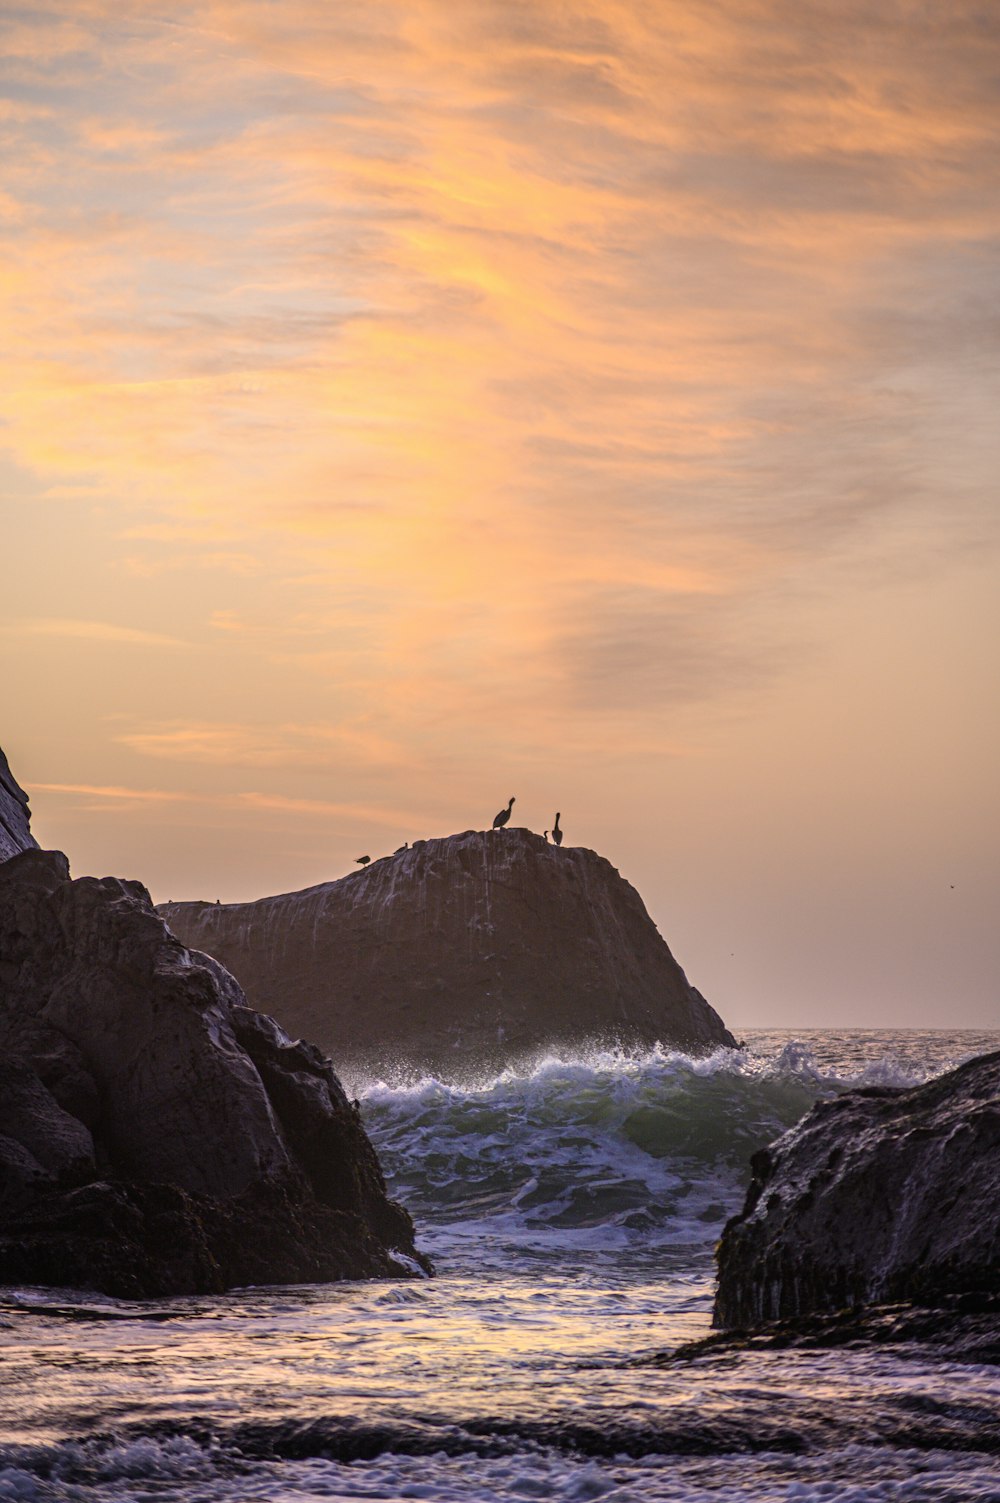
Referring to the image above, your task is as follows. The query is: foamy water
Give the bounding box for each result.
[1,1029,998,1502]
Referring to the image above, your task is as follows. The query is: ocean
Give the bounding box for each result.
[1,1028,998,1503]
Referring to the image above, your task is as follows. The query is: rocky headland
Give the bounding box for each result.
[0,750,427,1298]
[713,1050,1000,1332]
[159,828,735,1077]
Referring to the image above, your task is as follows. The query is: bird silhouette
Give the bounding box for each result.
[492,796,515,830]
[543,830,549,842]
[355,855,371,866]
[395,843,409,855]
[551,812,563,847]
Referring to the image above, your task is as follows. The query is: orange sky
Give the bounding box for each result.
[2,1,998,1027]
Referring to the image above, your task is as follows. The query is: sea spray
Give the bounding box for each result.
[2,1031,998,1503]
[357,1034,977,1272]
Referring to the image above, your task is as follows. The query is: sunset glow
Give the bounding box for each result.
[3,1,998,1025]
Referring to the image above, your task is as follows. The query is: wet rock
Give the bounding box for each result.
[159,828,734,1076]
[654,1292,1000,1368]
[714,1050,1000,1329]
[0,752,428,1297]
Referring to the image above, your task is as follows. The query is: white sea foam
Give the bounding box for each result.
[3,1436,1000,1503]
[358,1033,977,1273]
[2,1030,997,1503]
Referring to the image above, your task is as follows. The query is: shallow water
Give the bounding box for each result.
[1,1029,998,1502]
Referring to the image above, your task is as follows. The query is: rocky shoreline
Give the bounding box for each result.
[652,1290,1000,1369]
[3,740,995,1335]
[0,747,428,1298]
[712,1049,1000,1332]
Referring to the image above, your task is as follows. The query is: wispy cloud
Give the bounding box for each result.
[115,720,407,770]
[118,552,262,579]
[31,780,421,828]
[1,3,997,759]
[0,19,94,63]
[32,782,189,803]
[236,792,419,827]
[9,619,189,647]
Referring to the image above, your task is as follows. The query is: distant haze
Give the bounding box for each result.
[3,3,998,1028]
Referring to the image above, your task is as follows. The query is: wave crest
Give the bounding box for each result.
[360,1039,945,1264]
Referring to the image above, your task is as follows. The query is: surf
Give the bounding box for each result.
[357,1037,961,1269]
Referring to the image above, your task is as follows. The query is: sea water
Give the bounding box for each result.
[1,1029,998,1502]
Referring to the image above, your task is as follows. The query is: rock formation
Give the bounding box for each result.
[0,752,428,1298]
[159,828,735,1078]
[0,748,37,862]
[714,1050,1000,1329]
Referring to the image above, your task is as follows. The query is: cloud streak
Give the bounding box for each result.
[9,619,190,647]
[116,720,407,770]
[31,781,421,828]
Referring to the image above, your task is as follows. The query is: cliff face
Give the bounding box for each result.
[0,748,37,862]
[0,750,427,1297]
[159,828,734,1076]
[714,1050,1000,1329]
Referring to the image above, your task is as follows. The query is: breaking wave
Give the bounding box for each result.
[3,1030,997,1503]
[359,1037,968,1269]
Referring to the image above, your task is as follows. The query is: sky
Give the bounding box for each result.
[2,1,998,1029]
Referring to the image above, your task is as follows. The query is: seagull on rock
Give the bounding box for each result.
[551,813,563,847]
[492,796,515,830]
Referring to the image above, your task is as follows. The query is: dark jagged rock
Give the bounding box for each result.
[0,777,428,1297]
[648,1292,1000,1368]
[159,828,734,1077]
[0,1059,95,1204]
[0,749,37,863]
[714,1051,1000,1330]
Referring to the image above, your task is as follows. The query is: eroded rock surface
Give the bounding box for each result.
[0,749,37,863]
[0,807,427,1297]
[160,828,734,1077]
[714,1050,1000,1329]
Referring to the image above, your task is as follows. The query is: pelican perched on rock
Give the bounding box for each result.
[492,796,515,830]
[551,813,563,847]
[355,855,371,866]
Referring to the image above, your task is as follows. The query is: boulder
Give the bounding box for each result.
[714,1050,1000,1329]
[0,770,428,1297]
[159,828,735,1077]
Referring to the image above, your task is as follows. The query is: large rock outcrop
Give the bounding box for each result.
[159,829,735,1077]
[0,748,37,862]
[0,770,427,1297]
[714,1050,1000,1329]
